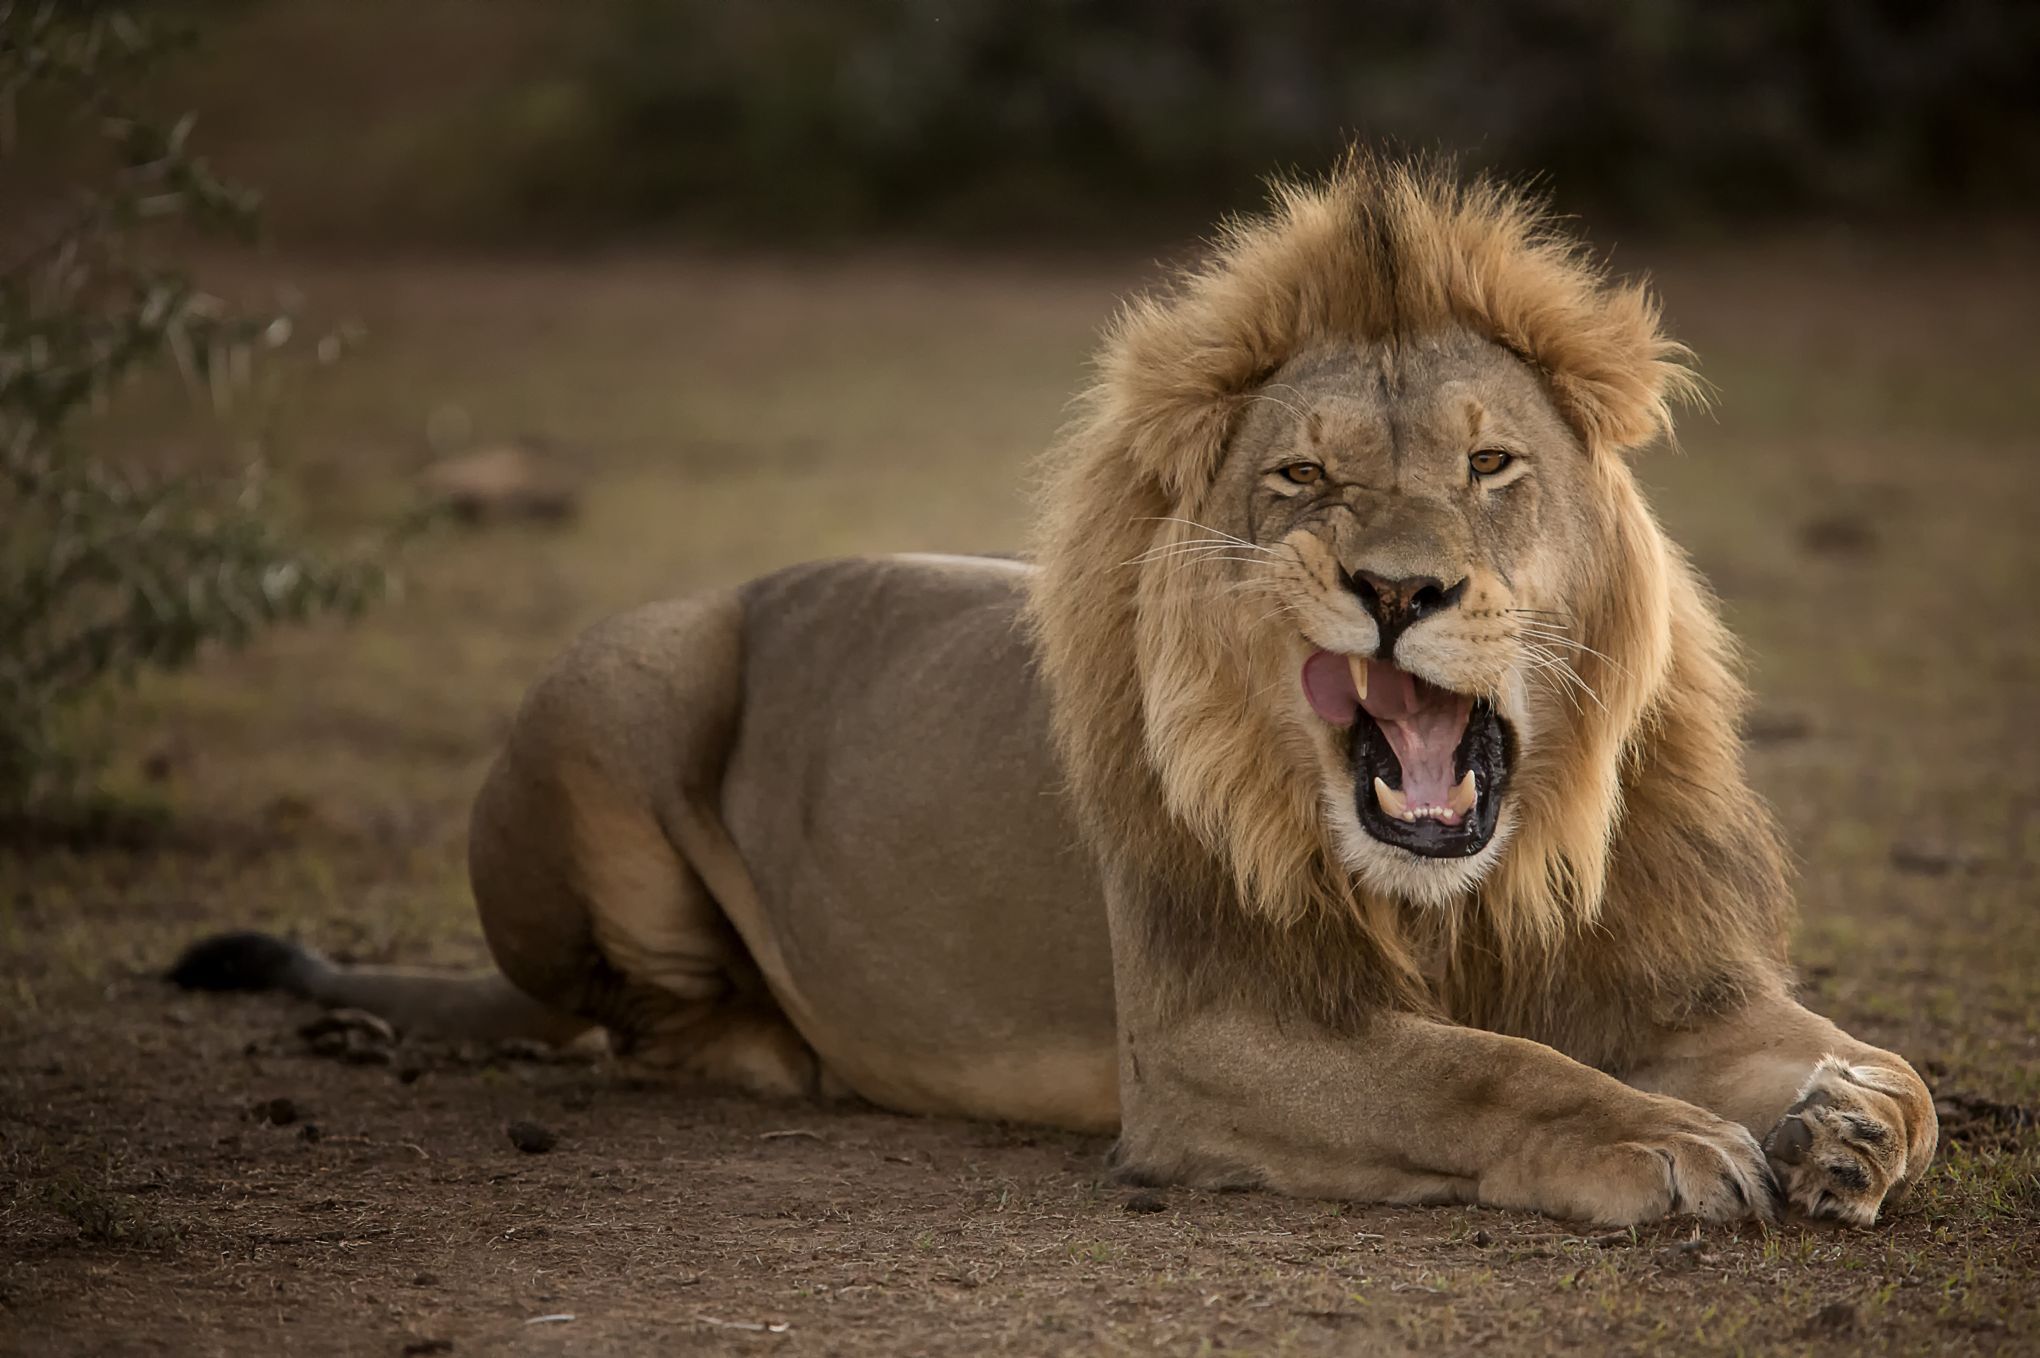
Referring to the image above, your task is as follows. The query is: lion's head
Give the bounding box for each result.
[1030,154,1762,975]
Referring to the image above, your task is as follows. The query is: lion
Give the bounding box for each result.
[173,153,1936,1226]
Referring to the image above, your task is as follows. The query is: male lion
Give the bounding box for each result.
[175,155,1936,1226]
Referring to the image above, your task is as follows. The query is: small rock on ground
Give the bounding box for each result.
[507,1120,558,1154]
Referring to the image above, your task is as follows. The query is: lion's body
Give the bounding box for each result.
[470,555,1121,1129]
[175,154,1937,1226]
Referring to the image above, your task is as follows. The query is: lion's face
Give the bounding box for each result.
[1037,158,1695,937]
[1186,330,1605,905]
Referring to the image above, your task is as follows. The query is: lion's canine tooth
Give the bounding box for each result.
[1347,654,1368,702]
[1372,777,1407,820]
[1447,770,1479,815]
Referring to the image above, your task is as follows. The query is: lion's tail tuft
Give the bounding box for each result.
[167,931,593,1046]
[168,930,323,995]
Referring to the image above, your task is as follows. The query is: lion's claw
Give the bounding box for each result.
[1656,1118,1782,1224]
[1570,1099,1783,1226]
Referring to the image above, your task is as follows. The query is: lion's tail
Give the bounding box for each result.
[167,931,593,1045]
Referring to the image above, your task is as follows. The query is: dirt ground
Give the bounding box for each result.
[3,234,2038,1355]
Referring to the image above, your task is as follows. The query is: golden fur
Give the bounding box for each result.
[1028,152,1787,1025]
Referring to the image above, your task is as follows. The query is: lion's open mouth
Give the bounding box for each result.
[1302,651,1513,859]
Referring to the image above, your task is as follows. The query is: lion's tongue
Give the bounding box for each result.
[1364,683,1473,809]
[1301,651,1472,808]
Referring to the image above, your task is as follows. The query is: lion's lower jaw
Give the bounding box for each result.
[1325,791,1516,908]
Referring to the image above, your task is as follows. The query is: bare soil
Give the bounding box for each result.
[4,235,2038,1355]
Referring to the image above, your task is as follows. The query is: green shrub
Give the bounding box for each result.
[0,5,385,809]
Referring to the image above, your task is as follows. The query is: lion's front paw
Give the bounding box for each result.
[1640,1107,1783,1224]
[1560,1100,1782,1225]
[1762,1056,1935,1225]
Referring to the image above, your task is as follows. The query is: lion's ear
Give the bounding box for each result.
[1519,281,1707,458]
[1126,400,1240,503]
[1378,156,1706,459]
[1099,294,1277,502]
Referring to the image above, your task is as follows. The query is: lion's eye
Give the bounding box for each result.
[1280,462,1324,486]
[1469,450,1514,478]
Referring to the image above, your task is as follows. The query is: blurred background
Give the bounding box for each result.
[61,0,2040,243]
[13,0,2031,812]
[4,3,2038,1349]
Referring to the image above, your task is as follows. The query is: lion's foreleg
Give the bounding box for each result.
[1623,995,1937,1224]
[1113,1004,1782,1225]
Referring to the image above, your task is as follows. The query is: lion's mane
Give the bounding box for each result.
[1026,153,1789,1042]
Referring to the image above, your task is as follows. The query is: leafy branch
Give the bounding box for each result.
[0,3,389,808]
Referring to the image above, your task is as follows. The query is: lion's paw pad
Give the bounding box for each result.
[1762,1057,1919,1225]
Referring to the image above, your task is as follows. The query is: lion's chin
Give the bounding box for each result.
[1329,801,1516,908]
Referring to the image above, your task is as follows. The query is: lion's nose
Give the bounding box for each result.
[1344,569,1468,651]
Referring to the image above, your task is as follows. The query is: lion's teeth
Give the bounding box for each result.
[1347,654,1368,702]
[1372,777,1408,820]
[1447,770,1479,815]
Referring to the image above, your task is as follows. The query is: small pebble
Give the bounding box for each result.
[497,1039,551,1063]
[507,1120,558,1154]
[300,1008,397,1045]
[1890,844,1960,878]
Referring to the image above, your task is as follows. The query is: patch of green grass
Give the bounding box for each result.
[1918,1143,2040,1226]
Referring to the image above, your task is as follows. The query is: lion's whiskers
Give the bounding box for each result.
[1521,665,1587,718]
[1125,550,1283,582]
[1522,663,1588,717]
[1510,618,1632,679]
[1122,542,1263,568]
[1124,518,1283,580]
[1134,517,1271,551]
[1516,638,1603,714]
[1178,554,1282,575]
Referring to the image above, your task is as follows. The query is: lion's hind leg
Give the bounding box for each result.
[526,770,824,1099]
[471,595,828,1101]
